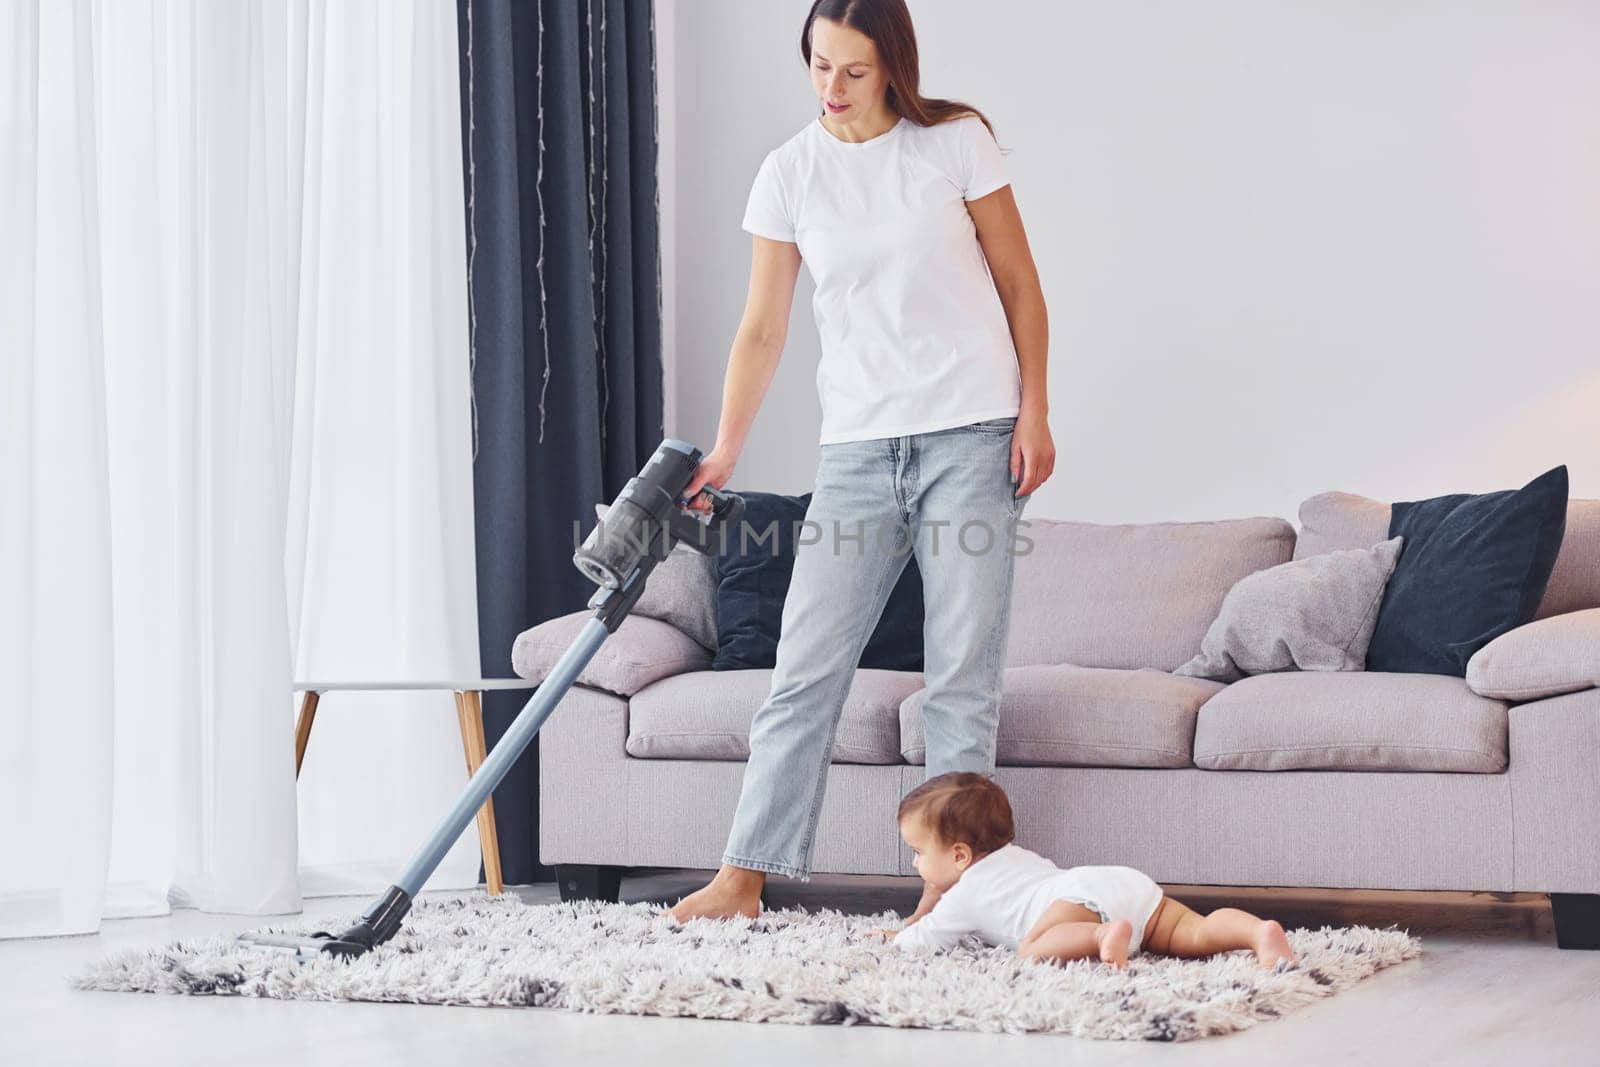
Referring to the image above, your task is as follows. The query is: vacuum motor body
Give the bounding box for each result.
[575,438,743,590]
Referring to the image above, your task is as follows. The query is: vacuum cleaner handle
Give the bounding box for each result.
[669,484,745,555]
[701,484,746,527]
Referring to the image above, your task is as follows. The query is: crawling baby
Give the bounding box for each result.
[885,772,1296,969]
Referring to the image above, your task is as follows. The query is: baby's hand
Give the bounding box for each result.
[864,926,901,940]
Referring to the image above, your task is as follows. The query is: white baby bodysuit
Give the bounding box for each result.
[741,113,1022,446]
[892,844,1166,954]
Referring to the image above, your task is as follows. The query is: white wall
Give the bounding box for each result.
[660,0,1600,521]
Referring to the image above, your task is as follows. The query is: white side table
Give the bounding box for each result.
[291,678,540,896]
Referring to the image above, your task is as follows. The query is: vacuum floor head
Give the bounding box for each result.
[233,931,371,963]
[235,884,409,963]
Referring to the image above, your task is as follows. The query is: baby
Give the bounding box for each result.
[885,772,1296,969]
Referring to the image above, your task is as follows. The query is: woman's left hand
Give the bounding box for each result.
[1011,406,1055,497]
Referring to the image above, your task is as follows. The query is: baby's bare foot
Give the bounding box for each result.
[663,872,763,923]
[1096,919,1132,969]
[1252,920,1295,969]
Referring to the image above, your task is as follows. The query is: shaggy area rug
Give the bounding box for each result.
[73,895,1420,1041]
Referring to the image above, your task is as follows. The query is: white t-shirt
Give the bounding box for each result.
[742,113,1022,445]
[891,844,1165,953]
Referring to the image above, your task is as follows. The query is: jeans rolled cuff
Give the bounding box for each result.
[722,853,812,882]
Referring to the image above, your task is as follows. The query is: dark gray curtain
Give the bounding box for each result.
[456,0,663,884]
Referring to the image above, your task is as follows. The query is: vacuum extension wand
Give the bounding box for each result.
[237,438,743,963]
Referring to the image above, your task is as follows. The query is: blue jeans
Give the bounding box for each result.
[721,416,1033,880]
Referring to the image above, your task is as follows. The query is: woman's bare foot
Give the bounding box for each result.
[1096,919,1133,969]
[664,865,765,923]
[1252,919,1295,969]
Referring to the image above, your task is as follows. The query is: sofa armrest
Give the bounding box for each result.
[512,609,712,697]
[1466,607,1600,701]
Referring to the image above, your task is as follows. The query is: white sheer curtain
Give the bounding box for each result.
[286,2,483,898]
[1,0,480,939]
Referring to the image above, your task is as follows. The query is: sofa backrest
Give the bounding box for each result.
[1005,516,1296,671]
[1293,491,1600,619]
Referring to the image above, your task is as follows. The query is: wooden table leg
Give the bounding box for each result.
[455,690,504,896]
[294,691,319,778]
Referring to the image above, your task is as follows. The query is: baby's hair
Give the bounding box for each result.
[897,771,1015,854]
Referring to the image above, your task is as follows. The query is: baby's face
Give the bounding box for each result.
[899,814,968,892]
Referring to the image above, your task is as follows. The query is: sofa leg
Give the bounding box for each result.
[556,864,625,903]
[1550,894,1600,949]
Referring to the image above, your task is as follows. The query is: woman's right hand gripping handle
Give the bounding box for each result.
[680,446,737,514]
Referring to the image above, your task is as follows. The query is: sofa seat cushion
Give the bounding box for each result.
[900,664,1227,768]
[626,667,922,764]
[512,610,710,697]
[1193,671,1509,772]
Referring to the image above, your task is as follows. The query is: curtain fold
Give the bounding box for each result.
[457,0,663,884]
[288,0,484,899]
[0,0,119,936]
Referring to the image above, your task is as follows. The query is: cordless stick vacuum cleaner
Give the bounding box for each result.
[237,439,744,963]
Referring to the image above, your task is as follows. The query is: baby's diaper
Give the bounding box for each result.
[1043,865,1165,954]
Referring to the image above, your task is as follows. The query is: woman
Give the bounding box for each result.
[668,0,1054,926]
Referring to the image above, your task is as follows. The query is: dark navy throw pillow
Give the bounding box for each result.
[710,490,925,672]
[1364,465,1568,677]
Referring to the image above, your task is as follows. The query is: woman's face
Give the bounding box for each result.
[808,17,890,126]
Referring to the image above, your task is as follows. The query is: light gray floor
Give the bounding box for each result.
[5,871,1598,1067]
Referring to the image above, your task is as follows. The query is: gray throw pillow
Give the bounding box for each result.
[1174,536,1405,683]
[591,503,719,651]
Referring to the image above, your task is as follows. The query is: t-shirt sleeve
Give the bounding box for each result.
[892,889,972,953]
[959,116,1010,202]
[741,151,796,242]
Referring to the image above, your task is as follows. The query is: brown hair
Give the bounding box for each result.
[800,0,1002,142]
[897,771,1015,855]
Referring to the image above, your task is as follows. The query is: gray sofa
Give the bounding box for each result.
[513,489,1600,948]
